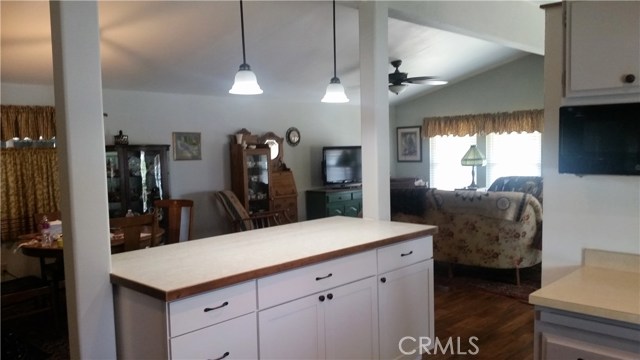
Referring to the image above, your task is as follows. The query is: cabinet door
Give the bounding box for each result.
[343,200,361,217]
[258,292,324,360]
[327,203,345,217]
[325,277,378,360]
[378,260,434,359]
[170,312,258,359]
[566,1,640,98]
[106,150,124,217]
[245,150,271,214]
[541,333,639,360]
[258,277,378,360]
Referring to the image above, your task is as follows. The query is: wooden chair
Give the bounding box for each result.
[214,190,282,232]
[153,199,194,244]
[109,213,158,252]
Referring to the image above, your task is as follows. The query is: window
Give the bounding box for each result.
[429,135,477,190]
[485,131,541,185]
[429,132,541,190]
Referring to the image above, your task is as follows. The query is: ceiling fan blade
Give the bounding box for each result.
[405,76,441,84]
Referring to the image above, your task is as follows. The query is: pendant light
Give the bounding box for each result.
[229,0,263,95]
[321,0,349,103]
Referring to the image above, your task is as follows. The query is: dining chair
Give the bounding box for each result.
[1,275,58,329]
[153,199,194,244]
[109,213,158,252]
[214,190,282,232]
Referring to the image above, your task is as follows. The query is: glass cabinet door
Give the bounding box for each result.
[106,151,122,217]
[126,149,164,215]
[246,151,270,214]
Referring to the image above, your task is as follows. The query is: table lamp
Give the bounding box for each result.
[460,145,486,189]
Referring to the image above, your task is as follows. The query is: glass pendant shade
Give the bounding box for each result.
[322,77,349,103]
[229,64,263,95]
[389,84,408,95]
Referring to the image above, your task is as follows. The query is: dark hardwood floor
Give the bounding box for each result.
[426,280,535,360]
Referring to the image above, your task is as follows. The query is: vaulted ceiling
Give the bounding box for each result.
[1,1,547,105]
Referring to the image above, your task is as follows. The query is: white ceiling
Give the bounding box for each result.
[1,1,546,105]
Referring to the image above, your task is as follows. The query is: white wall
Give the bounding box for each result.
[541,6,640,285]
[1,82,361,240]
[390,54,544,180]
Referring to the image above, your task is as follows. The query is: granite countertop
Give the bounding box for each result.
[529,250,640,324]
[110,217,437,302]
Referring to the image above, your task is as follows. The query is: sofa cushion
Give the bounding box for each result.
[488,176,543,205]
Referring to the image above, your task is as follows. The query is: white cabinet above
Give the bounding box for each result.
[564,1,640,101]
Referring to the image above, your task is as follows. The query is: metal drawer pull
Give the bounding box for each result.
[209,351,230,360]
[400,250,414,257]
[204,301,229,312]
[315,273,333,281]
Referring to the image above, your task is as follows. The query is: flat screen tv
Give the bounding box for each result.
[559,102,640,175]
[322,146,362,186]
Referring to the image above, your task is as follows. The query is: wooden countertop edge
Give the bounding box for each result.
[110,227,437,302]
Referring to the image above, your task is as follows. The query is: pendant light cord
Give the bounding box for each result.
[332,0,337,79]
[240,0,247,65]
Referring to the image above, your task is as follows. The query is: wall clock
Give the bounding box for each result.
[286,127,301,146]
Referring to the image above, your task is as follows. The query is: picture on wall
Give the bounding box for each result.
[173,132,202,160]
[397,126,422,162]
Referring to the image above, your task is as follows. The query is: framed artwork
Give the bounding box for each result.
[397,126,422,162]
[172,132,202,160]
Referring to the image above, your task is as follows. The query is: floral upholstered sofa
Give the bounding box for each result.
[390,176,543,284]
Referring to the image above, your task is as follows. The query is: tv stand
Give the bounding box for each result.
[306,187,362,220]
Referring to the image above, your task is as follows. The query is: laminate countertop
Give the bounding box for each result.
[110,216,437,302]
[529,250,640,325]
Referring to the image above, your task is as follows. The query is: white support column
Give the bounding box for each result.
[49,1,116,358]
[359,1,390,220]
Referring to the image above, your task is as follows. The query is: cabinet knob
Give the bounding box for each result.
[319,295,325,302]
[327,293,333,300]
[623,74,636,84]
[380,277,387,283]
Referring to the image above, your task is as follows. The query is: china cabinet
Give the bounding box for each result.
[229,144,272,214]
[106,144,170,218]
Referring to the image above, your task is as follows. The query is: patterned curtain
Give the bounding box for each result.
[422,109,544,137]
[1,105,56,141]
[1,148,60,242]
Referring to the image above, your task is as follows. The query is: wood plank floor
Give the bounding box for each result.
[424,281,535,360]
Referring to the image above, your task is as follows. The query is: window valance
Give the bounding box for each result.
[422,109,543,138]
[1,105,56,141]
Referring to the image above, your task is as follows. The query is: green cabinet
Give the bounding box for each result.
[306,188,362,220]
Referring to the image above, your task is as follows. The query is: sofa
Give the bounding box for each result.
[391,176,543,284]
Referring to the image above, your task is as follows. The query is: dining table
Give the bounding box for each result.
[17,226,164,280]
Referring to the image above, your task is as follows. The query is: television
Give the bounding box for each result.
[559,102,640,175]
[322,146,362,186]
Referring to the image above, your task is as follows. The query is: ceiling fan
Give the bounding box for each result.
[388,60,448,95]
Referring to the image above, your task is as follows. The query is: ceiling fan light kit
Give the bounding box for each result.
[388,59,447,95]
[321,0,349,103]
[229,0,263,95]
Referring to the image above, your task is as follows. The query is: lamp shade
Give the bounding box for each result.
[229,64,263,95]
[321,77,349,103]
[461,145,487,166]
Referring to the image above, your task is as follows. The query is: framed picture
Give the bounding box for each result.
[397,126,422,162]
[172,132,202,160]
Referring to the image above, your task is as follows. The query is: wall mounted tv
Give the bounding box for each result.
[322,146,362,186]
[559,102,640,176]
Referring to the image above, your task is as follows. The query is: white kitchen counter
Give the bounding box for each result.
[110,216,437,301]
[529,249,640,324]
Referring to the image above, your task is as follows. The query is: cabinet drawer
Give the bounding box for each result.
[171,312,258,359]
[258,250,376,309]
[327,192,352,202]
[378,237,432,274]
[169,280,256,337]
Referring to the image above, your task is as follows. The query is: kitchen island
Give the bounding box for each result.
[111,216,438,359]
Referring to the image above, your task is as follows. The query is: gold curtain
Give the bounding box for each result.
[1,105,56,141]
[422,109,544,137]
[1,148,60,242]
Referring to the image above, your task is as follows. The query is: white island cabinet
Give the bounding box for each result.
[111,217,437,359]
